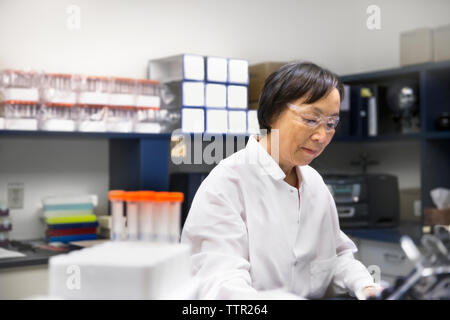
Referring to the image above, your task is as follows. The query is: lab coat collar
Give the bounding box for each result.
[246,135,307,186]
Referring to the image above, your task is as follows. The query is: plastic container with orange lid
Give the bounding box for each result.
[41,73,79,105]
[167,192,184,243]
[109,77,137,107]
[152,192,172,242]
[124,191,141,241]
[0,100,40,130]
[40,102,77,132]
[138,191,155,241]
[108,190,126,241]
[78,75,111,132]
[106,105,135,133]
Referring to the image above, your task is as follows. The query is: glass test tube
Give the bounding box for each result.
[108,190,125,241]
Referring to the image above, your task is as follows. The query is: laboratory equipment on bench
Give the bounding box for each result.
[323,173,399,228]
[48,190,193,300]
[124,191,140,241]
[109,190,126,241]
[372,225,450,300]
[138,191,155,241]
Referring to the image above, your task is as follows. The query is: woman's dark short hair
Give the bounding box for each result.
[257,61,344,132]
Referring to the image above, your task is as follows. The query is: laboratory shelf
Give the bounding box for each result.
[333,133,422,143]
[0,129,172,140]
[424,131,450,140]
[340,59,450,83]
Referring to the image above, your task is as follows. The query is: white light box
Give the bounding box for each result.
[228,59,249,84]
[247,110,260,134]
[227,85,248,109]
[182,107,205,133]
[206,56,228,83]
[228,110,247,134]
[148,54,205,82]
[206,109,228,134]
[205,83,226,108]
[182,81,205,107]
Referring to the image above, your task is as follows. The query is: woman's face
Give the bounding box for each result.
[270,88,341,167]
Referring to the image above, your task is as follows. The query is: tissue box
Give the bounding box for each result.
[424,208,450,226]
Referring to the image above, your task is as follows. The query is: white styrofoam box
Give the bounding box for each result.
[1,88,39,101]
[5,119,38,131]
[0,118,4,129]
[78,121,106,132]
[247,110,260,134]
[433,24,450,62]
[400,28,433,66]
[136,95,161,108]
[108,93,135,106]
[206,109,228,134]
[228,59,249,84]
[205,83,226,108]
[49,242,192,300]
[41,119,76,132]
[148,54,204,82]
[44,90,77,104]
[228,110,247,134]
[182,81,205,107]
[182,107,204,133]
[79,92,109,105]
[227,85,248,109]
[206,56,228,83]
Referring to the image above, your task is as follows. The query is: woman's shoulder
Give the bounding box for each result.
[300,165,328,188]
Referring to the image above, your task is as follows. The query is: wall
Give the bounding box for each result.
[0,0,448,239]
[0,137,108,239]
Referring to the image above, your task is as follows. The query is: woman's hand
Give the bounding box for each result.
[362,285,384,299]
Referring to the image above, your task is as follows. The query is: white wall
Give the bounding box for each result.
[1,0,449,77]
[0,137,108,239]
[0,0,448,239]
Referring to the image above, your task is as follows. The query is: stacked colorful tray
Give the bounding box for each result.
[43,195,98,243]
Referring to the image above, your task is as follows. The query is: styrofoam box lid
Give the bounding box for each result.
[49,242,191,267]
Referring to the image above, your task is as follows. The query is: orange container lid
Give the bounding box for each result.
[167,192,184,203]
[124,191,141,202]
[108,190,126,201]
[153,192,170,202]
[138,191,156,201]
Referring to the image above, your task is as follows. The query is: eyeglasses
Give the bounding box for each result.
[287,103,340,132]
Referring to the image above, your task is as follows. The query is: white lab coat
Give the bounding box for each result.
[181,135,376,299]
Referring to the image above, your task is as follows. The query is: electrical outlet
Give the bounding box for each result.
[7,183,24,209]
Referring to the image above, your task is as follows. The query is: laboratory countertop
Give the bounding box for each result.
[0,239,83,270]
[0,223,423,269]
[344,221,423,244]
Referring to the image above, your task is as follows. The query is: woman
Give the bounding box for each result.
[181,62,380,300]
